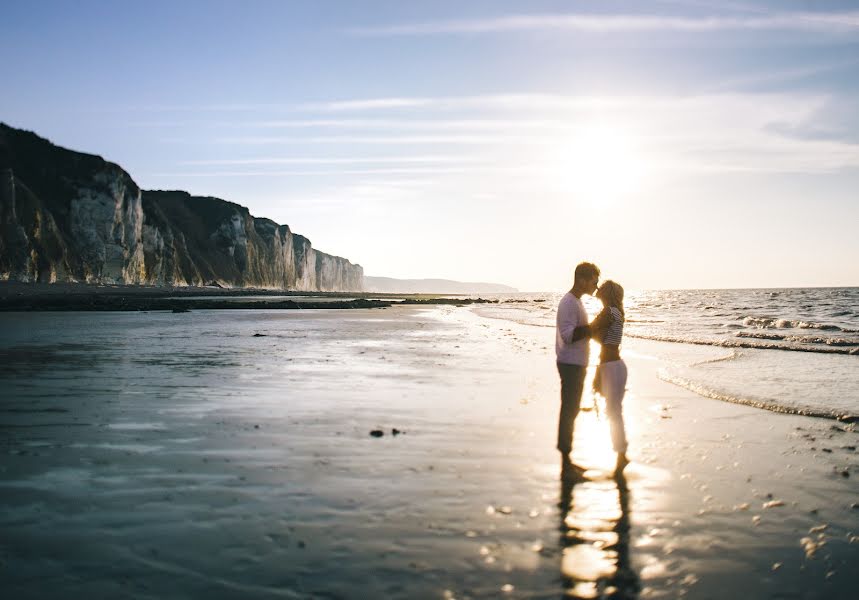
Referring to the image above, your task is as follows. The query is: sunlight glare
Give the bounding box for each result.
[552,123,646,204]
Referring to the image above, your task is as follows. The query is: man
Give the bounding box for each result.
[555,261,600,477]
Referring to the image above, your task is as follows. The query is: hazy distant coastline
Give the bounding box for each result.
[364,276,517,294]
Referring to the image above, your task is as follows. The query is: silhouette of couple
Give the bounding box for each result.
[556,262,628,479]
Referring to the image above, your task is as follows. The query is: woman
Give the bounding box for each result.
[590,280,629,474]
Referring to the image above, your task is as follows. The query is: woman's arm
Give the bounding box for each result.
[571,308,612,341]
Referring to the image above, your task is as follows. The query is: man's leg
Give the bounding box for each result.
[556,363,586,455]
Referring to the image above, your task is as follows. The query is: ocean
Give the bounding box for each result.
[1,287,856,424]
[473,287,859,422]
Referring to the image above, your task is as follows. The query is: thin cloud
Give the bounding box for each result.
[652,0,771,15]
[179,155,480,166]
[286,93,807,115]
[148,167,488,177]
[298,98,435,111]
[704,58,859,92]
[123,94,722,117]
[350,12,859,36]
[246,118,568,130]
[120,103,288,113]
[215,134,527,145]
[164,93,858,176]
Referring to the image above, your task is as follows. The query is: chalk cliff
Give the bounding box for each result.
[0,123,362,290]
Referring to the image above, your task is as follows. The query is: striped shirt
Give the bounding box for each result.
[602,306,624,345]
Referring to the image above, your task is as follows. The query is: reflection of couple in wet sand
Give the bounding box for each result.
[556,261,629,479]
[559,467,638,598]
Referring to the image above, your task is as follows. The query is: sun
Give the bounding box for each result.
[551,122,646,204]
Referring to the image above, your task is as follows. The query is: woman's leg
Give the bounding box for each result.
[601,360,629,454]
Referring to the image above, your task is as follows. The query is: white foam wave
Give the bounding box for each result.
[626,333,859,355]
[736,331,859,347]
[689,350,740,367]
[657,369,852,421]
[742,316,843,331]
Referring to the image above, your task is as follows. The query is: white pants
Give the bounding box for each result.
[600,360,628,454]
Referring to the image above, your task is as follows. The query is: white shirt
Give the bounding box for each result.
[556,292,590,366]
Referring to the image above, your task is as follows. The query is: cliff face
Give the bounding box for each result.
[0,123,362,290]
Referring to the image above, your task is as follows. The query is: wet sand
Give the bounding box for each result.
[0,305,856,599]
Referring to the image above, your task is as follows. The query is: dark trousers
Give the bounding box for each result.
[556,362,586,454]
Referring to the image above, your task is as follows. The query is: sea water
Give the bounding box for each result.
[473,287,859,421]
[1,287,856,423]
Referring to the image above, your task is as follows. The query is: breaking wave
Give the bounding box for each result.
[735,331,859,347]
[657,369,856,422]
[625,332,859,355]
[742,316,856,333]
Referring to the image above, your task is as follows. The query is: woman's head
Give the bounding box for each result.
[596,280,624,315]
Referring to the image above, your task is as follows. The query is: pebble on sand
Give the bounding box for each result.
[800,536,824,559]
[370,430,384,437]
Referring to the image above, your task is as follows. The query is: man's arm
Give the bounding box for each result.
[559,299,591,343]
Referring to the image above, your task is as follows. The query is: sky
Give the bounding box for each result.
[2,0,858,291]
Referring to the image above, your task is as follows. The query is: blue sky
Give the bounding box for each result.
[2,0,858,290]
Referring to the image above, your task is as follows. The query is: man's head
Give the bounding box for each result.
[573,262,600,295]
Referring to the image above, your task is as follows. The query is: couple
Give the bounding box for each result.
[555,262,629,479]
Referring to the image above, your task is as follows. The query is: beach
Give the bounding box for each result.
[1,303,857,599]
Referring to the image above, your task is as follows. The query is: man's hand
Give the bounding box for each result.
[571,324,591,341]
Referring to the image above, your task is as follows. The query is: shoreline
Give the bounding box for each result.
[0,304,856,598]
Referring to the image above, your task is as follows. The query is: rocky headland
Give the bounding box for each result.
[0,123,362,291]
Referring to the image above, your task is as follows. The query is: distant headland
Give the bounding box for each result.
[364,276,517,294]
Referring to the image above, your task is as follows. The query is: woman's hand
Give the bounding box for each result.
[589,307,611,341]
